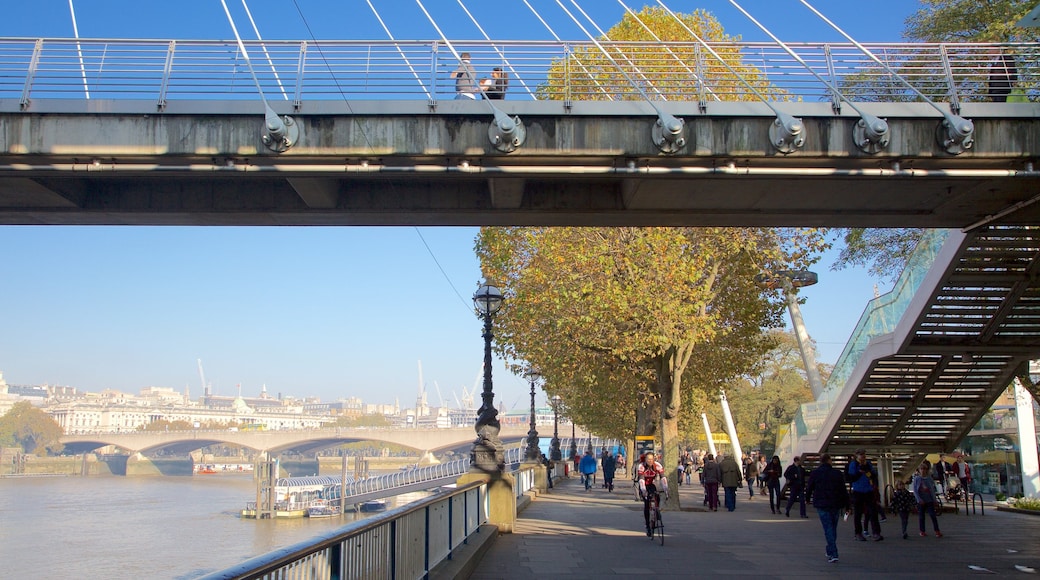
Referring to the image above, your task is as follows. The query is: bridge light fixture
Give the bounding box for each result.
[471,281,506,472]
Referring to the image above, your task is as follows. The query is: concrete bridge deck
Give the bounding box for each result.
[470,474,1040,579]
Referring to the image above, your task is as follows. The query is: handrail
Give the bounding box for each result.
[1,39,1035,108]
[205,479,490,580]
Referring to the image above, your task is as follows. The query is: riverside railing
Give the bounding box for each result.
[776,228,952,459]
[204,478,490,580]
[1,39,1036,109]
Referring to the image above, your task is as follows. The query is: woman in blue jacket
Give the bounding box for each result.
[911,461,942,538]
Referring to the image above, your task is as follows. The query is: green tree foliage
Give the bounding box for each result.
[477,226,827,508]
[831,228,927,282]
[904,0,1040,42]
[0,401,64,455]
[536,6,784,102]
[722,331,819,455]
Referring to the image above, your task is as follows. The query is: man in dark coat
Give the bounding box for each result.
[784,455,808,518]
[807,453,851,564]
[602,450,617,492]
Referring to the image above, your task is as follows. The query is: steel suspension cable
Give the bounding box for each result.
[68,0,89,99]
[616,0,720,103]
[797,0,973,153]
[456,0,535,99]
[726,0,889,150]
[521,0,614,101]
[564,0,666,100]
[240,0,288,101]
[366,0,432,100]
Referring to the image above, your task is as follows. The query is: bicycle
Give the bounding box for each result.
[646,489,664,545]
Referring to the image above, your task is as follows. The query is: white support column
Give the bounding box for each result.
[720,390,743,461]
[701,413,717,457]
[1014,378,1039,497]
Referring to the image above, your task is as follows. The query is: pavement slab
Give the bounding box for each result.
[469,475,1040,579]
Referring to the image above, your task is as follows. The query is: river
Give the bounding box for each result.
[0,474,428,579]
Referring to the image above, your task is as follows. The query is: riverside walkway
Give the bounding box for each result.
[470,474,1040,579]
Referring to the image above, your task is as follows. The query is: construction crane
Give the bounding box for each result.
[434,381,446,408]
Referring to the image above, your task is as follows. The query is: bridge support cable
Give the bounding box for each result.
[798,0,974,155]
[726,0,890,154]
[416,0,526,153]
[564,1,668,102]
[219,0,298,152]
[67,0,89,100]
[455,0,536,100]
[655,0,803,154]
[556,0,686,154]
[239,0,289,102]
[365,0,433,104]
[616,0,722,112]
[521,0,615,103]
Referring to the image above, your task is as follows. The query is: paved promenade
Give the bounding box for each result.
[470,474,1040,579]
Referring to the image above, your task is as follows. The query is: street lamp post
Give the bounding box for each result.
[471,282,505,472]
[570,421,578,463]
[524,367,541,462]
[550,395,562,461]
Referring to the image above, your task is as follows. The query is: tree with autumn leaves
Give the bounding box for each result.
[476,227,826,510]
[536,6,784,102]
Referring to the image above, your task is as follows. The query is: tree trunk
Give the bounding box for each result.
[661,409,681,511]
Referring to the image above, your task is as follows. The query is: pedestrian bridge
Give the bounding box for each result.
[779,223,1040,480]
[0,38,1037,227]
[60,424,553,455]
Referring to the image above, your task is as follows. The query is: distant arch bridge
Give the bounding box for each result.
[60,425,581,456]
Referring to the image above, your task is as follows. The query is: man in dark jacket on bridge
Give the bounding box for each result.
[807,453,850,564]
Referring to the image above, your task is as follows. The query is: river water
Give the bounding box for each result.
[0,474,427,579]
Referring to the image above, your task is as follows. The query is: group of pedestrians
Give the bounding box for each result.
[805,450,950,564]
[578,448,620,492]
[451,53,508,100]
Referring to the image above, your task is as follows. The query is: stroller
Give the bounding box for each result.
[944,474,964,502]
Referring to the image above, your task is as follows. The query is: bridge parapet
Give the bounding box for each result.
[2,39,1036,109]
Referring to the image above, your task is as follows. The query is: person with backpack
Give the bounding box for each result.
[848,449,883,541]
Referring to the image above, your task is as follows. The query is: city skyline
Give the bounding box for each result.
[1,0,921,407]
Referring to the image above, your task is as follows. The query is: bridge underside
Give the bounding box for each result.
[0,101,1037,227]
[820,225,1040,477]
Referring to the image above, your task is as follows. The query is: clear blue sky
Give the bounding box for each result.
[0,1,921,410]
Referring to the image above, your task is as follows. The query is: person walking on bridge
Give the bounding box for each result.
[807,453,851,563]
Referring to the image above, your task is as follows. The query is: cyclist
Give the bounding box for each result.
[637,451,669,537]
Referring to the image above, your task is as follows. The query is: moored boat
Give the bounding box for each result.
[359,499,388,512]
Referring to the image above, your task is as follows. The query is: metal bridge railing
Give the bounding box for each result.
[204,478,490,580]
[1,38,1036,108]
